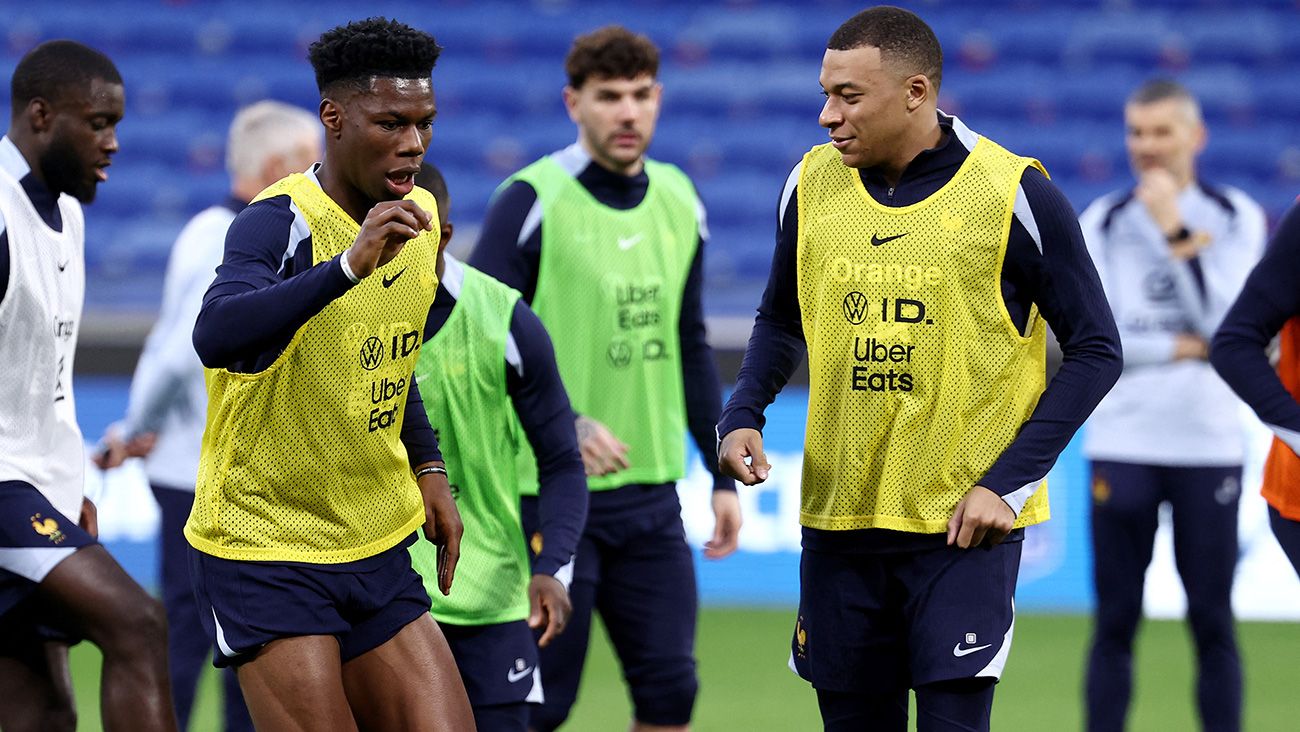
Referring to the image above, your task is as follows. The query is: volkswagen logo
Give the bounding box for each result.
[359,336,385,371]
[842,291,869,325]
[607,339,633,369]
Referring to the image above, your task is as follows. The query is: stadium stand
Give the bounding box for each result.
[1,0,1297,316]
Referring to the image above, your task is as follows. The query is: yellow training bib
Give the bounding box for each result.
[186,175,440,562]
[796,137,1050,533]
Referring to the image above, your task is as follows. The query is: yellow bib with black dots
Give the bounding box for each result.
[186,174,440,563]
[795,138,1050,533]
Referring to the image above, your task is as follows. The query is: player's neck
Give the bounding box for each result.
[877,119,944,189]
[230,177,263,204]
[315,160,372,224]
[579,138,644,178]
[6,131,52,192]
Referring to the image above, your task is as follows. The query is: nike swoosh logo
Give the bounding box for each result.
[871,233,907,247]
[507,666,534,683]
[57,260,69,272]
[381,267,407,288]
[617,234,643,250]
[952,643,993,657]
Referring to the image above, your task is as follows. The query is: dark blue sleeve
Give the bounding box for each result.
[679,238,736,491]
[0,229,8,308]
[978,168,1123,497]
[717,184,807,437]
[401,378,442,467]
[1211,201,1300,432]
[504,299,588,577]
[192,196,355,370]
[468,181,542,303]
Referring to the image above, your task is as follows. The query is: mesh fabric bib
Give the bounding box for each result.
[187,175,440,562]
[796,138,1050,532]
[410,262,531,624]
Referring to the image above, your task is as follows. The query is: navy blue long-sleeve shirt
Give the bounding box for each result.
[192,180,440,466]
[423,255,587,577]
[469,144,735,496]
[720,114,1122,548]
[1211,200,1300,443]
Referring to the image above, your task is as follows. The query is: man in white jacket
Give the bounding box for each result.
[96,100,320,732]
[1079,79,1266,732]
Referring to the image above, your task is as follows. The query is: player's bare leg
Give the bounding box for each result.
[0,639,77,732]
[633,723,688,732]
[236,635,358,732]
[342,613,474,731]
[36,545,175,731]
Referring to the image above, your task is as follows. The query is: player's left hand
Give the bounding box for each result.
[946,485,1015,549]
[704,489,742,559]
[416,464,463,595]
[91,424,157,470]
[79,496,98,539]
[527,574,571,648]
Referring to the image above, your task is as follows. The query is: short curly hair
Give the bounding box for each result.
[565,26,659,89]
[308,17,442,95]
[828,6,942,90]
[11,40,121,113]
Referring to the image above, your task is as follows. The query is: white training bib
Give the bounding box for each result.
[0,164,87,521]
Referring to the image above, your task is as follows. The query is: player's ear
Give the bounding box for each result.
[319,98,343,139]
[439,222,454,251]
[904,74,930,112]
[562,85,581,124]
[25,97,54,134]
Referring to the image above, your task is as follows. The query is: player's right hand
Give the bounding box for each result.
[344,199,433,280]
[527,574,571,648]
[575,415,630,477]
[718,428,770,485]
[416,464,463,595]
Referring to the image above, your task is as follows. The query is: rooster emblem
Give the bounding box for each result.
[31,513,66,544]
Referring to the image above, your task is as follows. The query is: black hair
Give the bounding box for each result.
[565,25,659,89]
[308,17,442,96]
[415,162,449,223]
[827,6,943,89]
[10,40,121,114]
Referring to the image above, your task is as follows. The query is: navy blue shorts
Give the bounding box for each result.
[190,533,431,668]
[0,480,96,618]
[521,484,698,729]
[439,619,542,708]
[792,538,1022,692]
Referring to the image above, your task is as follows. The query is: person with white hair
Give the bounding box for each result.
[1079,78,1266,732]
[95,99,321,732]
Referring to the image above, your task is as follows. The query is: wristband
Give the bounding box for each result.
[339,253,361,283]
[415,465,448,479]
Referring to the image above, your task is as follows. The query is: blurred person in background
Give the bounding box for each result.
[1212,199,1300,581]
[0,40,178,732]
[717,6,1121,730]
[408,162,588,732]
[95,99,322,732]
[470,24,742,732]
[1080,79,1265,732]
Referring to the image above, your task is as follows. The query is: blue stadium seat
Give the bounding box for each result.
[6,0,1298,310]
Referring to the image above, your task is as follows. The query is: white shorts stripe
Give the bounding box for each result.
[0,545,76,582]
[975,599,1015,679]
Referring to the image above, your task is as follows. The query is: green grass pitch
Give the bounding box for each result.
[67,610,1299,730]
